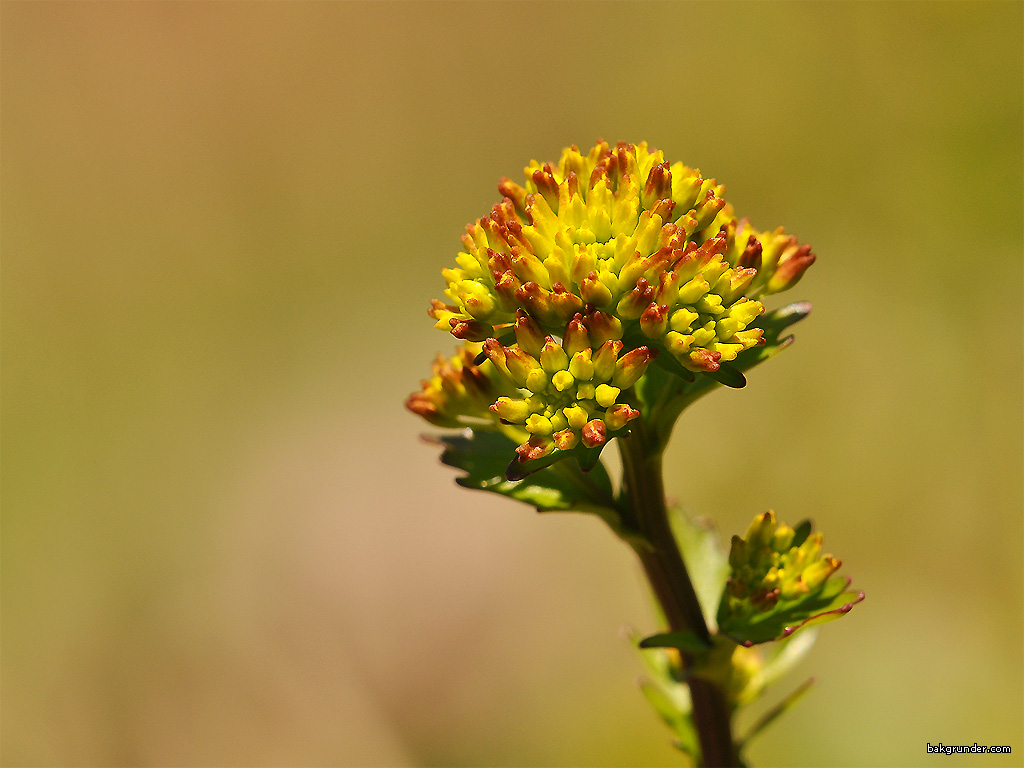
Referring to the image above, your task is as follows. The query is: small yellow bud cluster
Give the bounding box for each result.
[404,344,518,429]
[429,141,815,374]
[723,511,841,617]
[483,310,655,464]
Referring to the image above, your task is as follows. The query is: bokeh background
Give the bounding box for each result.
[3,2,1021,766]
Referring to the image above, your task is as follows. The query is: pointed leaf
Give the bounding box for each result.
[639,630,711,653]
[670,509,730,630]
[739,677,816,749]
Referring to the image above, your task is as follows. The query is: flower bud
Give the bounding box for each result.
[581,419,607,448]
[612,346,657,389]
[718,511,862,645]
[584,311,623,346]
[639,302,669,338]
[594,383,620,408]
[540,338,569,373]
[514,309,546,358]
[604,403,638,430]
[568,349,595,381]
[592,340,623,381]
[563,314,591,357]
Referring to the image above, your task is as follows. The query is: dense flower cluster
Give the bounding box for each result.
[483,309,655,464]
[409,141,816,474]
[429,141,814,373]
[716,510,863,647]
[723,511,840,612]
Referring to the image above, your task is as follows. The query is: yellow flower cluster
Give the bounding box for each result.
[404,343,516,430]
[484,310,655,464]
[410,141,816,474]
[429,141,814,374]
[723,511,841,615]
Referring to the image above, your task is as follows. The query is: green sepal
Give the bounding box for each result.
[426,429,620,521]
[718,576,865,646]
[791,519,812,548]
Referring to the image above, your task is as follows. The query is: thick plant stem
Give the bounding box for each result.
[619,422,738,768]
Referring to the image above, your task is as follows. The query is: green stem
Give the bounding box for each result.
[619,420,738,768]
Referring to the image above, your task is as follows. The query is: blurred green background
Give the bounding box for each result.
[2,2,1021,766]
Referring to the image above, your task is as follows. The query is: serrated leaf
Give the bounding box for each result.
[426,429,619,519]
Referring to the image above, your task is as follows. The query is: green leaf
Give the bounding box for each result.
[706,362,746,389]
[719,576,865,646]
[639,630,711,653]
[626,627,699,764]
[425,428,619,519]
[670,509,730,630]
[738,677,816,750]
[639,302,813,443]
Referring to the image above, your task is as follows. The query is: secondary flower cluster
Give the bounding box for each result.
[717,511,860,645]
[409,141,816,475]
[724,511,840,611]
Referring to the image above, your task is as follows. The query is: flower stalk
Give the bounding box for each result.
[619,420,738,766]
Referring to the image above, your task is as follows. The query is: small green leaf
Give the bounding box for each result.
[738,677,816,750]
[639,630,711,653]
[670,509,730,630]
[759,301,812,335]
[720,577,865,646]
[426,429,619,519]
[706,362,746,389]
[728,300,812,376]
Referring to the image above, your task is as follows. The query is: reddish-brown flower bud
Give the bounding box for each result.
[581,419,608,448]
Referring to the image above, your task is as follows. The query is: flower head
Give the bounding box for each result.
[412,141,817,476]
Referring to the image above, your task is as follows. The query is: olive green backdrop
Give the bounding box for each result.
[2,2,1021,766]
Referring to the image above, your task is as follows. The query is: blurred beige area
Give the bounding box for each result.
[2,2,1021,766]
